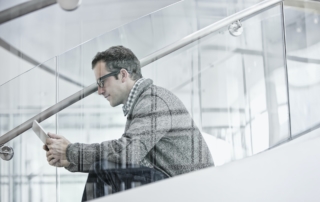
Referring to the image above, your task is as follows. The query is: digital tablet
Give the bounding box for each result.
[32,120,49,144]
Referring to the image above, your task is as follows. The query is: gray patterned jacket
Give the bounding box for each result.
[65,79,214,177]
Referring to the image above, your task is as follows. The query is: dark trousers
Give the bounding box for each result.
[82,160,168,201]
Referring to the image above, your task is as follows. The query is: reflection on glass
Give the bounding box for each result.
[284,4,320,136]
[0,58,57,202]
[0,1,304,202]
[55,46,214,201]
[50,5,290,201]
[196,5,289,163]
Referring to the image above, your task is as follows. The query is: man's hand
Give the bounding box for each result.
[44,132,71,168]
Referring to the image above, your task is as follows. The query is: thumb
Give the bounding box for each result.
[43,145,49,151]
[48,132,62,139]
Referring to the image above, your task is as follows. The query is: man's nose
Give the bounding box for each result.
[97,86,104,95]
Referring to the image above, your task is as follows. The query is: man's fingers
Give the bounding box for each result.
[48,132,62,139]
[49,159,64,167]
[46,137,61,145]
[47,144,53,150]
[47,150,60,157]
[49,158,59,166]
[47,144,60,152]
[44,133,70,168]
[46,151,51,158]
[47,154,59,163]
[46,137,55,145]
[47,155,54,162]
[43,145,49,151]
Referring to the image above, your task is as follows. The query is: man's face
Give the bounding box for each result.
[93,61,127,107]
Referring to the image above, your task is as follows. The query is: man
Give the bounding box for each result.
[44,46,214,201]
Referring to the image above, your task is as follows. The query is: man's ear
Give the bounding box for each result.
[120,69,128,83]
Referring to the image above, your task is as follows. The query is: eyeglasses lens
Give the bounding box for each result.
[97,79,104,88]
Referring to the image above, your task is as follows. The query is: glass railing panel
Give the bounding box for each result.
[1,1,292,202]
[0,0,267,86]
[0,0,182,83]
[195,0,264,29]
[56,40,128,201]
[54,1,198,89]
[54,26,207,198]
[284,2,320,137]
[49,2,291,201]
[143,44,204,124]
[139,3,289,170]
[51,0,270,88]
[54,15,201,199]
[0,58,57,202]
[147,4,289,165]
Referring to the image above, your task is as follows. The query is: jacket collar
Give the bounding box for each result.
[126,78,153,117]
[122,78,146,116]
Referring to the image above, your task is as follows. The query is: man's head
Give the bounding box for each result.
[92,46,142,107]
[92,46,142,80]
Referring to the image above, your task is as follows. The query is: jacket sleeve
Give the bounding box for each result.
[65,93,172,172]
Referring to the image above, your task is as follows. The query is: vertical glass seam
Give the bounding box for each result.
[19,118,22,202]
[240,52,252,156]
[0,141,1,202]
[55,56,60,202]
[191,53,194,118]
[195,0,203,129]
[260,15,271,148]
[280,2,292,140]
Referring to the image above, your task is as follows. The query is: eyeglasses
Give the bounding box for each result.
[96,70,120,88]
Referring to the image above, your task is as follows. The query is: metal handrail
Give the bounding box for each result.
[0,0,282,145]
